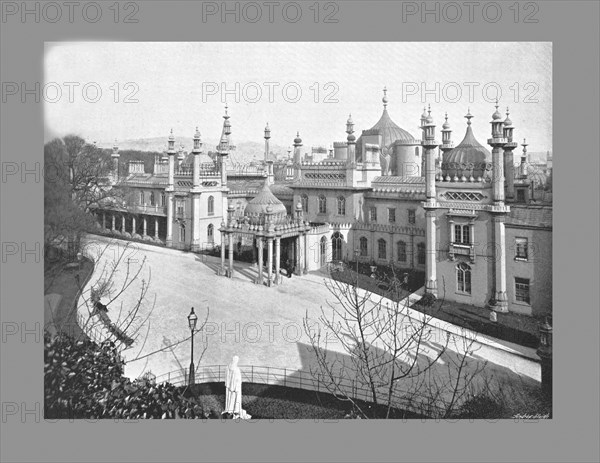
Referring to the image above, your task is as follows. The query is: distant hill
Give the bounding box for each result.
[99,137,292,164]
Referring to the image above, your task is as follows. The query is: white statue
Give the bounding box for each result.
[223,355,251,419]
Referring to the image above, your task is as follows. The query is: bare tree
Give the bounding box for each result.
[303,264,486,419]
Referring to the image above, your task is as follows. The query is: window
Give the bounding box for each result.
[207,224,214,243]
[337,196,346,215]
[397,241,407,262]
[417,242,426,265]
[179,224,186,242]
[359,237,368,257]
[515,277,530,303]
[388,208,396,223]
[161,192,166,206]
[369,206,377,222]
[456,262,472,294]
[454,224,470,245]
[175,199,184,215]
[208,195,214,215]
[517,189,525,203]
[318,195,327,214]
[378,238,387,260]
[515,237,528,260]
[301,194,309,212]
[139,191,144,204]
[150,192,156,206]
[408,209,416,224]
[320,236,327,264]
[332,232,343,261]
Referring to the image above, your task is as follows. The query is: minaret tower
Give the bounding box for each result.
[422,105,438,298]
[520,138,528,178]
[293,131,303,179]
[487,101,509,312]
[191,127,203,252]
[111,139,120,185]
[439,113,453,180]
[264,123,274,185]
[503,107,518,200]
[165,129,176,247]
[346,114,355,165]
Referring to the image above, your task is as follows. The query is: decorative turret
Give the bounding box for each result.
[420,106,428,129]
[193,127,202,153]
[488,100,507,204]
[177,143,185,167]
[346,114,356,165]
[293,131,303,164]
[421,106,438,298]
[218,133,229,187]
[192,127,202,189]
[167,129,176,153]
[421,105,437,201]
[111,139,120,184]
[440,112,453,152]
[502,108,518,200]
[264,123,274,185]
[520,138,528,178]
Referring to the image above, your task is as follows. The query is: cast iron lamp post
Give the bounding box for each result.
[188,307,198,385]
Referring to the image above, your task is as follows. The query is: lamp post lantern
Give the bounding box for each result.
[188,307,198,385]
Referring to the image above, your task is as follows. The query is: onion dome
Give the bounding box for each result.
[382,86,388,109]
[421,106,428,120]
[294,131,302,146]
[442,110,491,180]
[442,113,451,130]
[425,105,434,124]
[243,180,288,225]
[492,100,502,120]
[504,107,513,127]
[168,129,175,141]
[194,127,201,139]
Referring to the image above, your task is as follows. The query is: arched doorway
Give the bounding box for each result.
[332,232,343,262]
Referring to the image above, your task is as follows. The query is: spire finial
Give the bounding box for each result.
[427,104,431,116]
[382,86,388,109]
[445,112,448,122]
[465,108,473,126]
[506,107,510,117]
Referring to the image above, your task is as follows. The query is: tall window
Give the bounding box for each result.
[150,192,156,206]
[176,199,185,215]
[337,196,346,215]
[318,195,327,214]
[320,236,327,265]
[208,195,214,215]
[369,206,377,222]
[161,192,166,206]
[388,208,396,223]
[301,194,309,212]
[417,242,426,265]
[332,232,343,261]
[139,191,144,204]
[517,189,526,203]
[515,277,530,303]
[207,224,214,243]
[515,237,528,260]
[397,241,407,262]
[456,262,472,294]
[408,209,416,224]
[359,237,368,257]
[454,224,470,245]
[179,224,186,243]
[378,238,387,260]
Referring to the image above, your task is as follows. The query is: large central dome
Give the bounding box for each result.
[243,180,288,225]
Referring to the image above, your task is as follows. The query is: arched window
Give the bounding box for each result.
[301,194,309,212]
[359,237,368,257]
[397,241,407,262]
[208,196,214,215]
[150,192,155,206]
[369,206,377,222]
[207,224,214,243]
[337,196,346,215]
[318,195,327,214]
[179,223,186,243]
[378,238,387,260]
[139,191,144,205]
[417,242,426,265]
[456,262,472,294]
[332,232,343,261]
[320,236,328,265]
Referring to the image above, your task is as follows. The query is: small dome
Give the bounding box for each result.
[194,127,201,138]
[492,103,502,120]
[168,129,175,141]
[294,131,302,145]
[244,181,288,225]
[442,120,491,179]
[504,108,513,127]
[442,113,451,130]
[421,107,428,119]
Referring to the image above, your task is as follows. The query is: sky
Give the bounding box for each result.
[44,42,552,156]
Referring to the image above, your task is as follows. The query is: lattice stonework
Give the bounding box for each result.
[442,191,485,202]
[304,172,346,181]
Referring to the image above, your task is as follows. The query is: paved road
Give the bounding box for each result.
[78,235,541,394]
